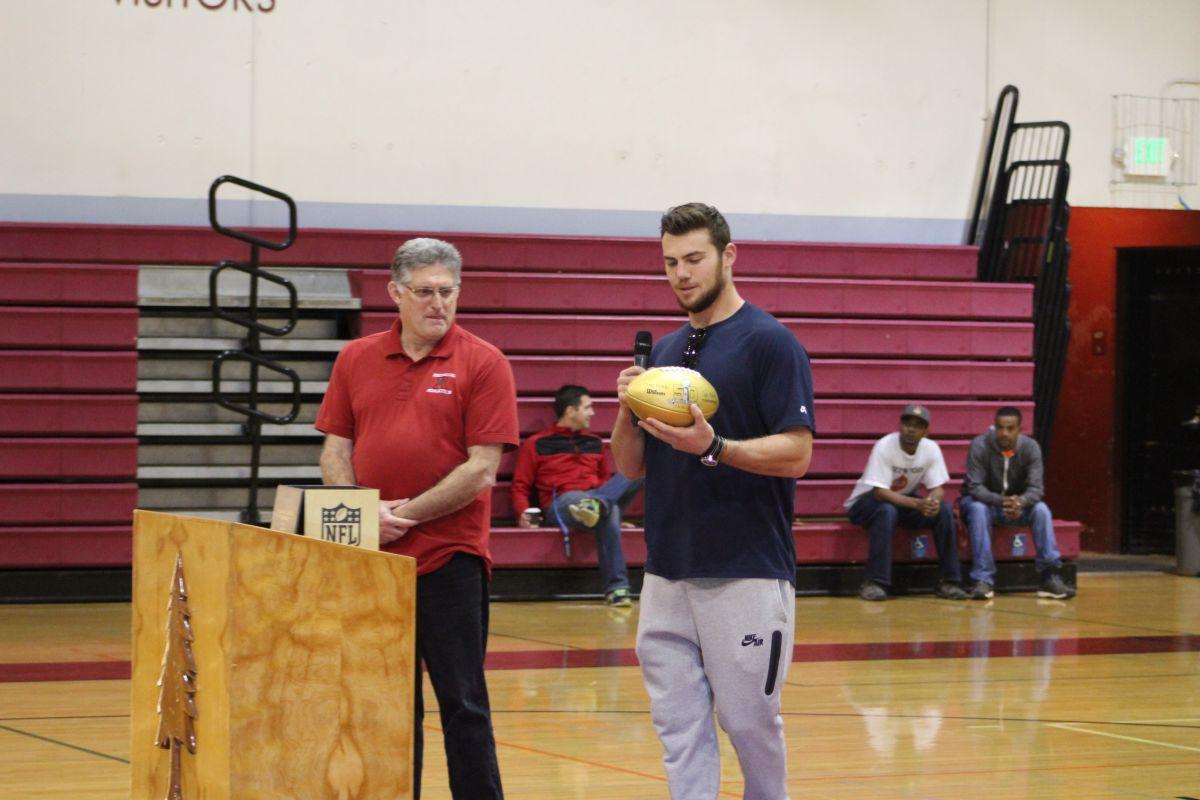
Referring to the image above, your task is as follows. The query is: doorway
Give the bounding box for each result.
[1117,247,1200,553]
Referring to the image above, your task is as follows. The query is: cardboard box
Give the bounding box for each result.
[270,485,381,551]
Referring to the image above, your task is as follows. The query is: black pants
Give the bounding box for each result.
[413,552,503,799]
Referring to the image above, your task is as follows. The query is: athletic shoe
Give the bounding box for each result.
[935,580,968,600]
[1037,572,1076,599]
[604,588,632,607]
[970,580,994,600]
[859,581,887,601]
[568,498,601,528]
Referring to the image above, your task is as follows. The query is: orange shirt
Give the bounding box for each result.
[316,319,518,575]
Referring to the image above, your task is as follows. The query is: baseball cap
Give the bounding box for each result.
[901,403,931,425]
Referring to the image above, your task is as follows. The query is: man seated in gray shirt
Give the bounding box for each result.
[960,406,1075,600]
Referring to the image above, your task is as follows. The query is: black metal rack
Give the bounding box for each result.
[207,175,302,525]
[969,87,1072,455]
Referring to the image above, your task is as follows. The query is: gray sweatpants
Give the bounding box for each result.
[636,573,795,799]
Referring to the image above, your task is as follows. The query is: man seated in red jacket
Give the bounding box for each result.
[512,385,643,606]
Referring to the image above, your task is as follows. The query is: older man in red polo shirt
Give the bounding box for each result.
[316,237,517,800]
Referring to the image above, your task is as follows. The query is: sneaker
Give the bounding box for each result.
[568,498,601,528]
[970,580,994,600]
[935,580,968,600]
[859,581,887,601]
[604,587,632,607]
[1037,572,1076,599]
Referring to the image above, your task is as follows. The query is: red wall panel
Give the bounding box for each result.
[1049,208,1200,551]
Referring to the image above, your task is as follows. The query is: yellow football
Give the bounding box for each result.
[626,367,720,427]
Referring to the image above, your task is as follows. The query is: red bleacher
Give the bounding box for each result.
[0,223,1077,581]
[0,261,139,568]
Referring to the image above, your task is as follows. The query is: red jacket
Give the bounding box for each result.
[511,425,610,518]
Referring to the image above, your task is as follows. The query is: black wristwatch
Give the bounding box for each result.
[699,434,725,467]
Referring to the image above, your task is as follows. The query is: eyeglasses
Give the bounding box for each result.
[680,327,708,369]
[403,284,460,302]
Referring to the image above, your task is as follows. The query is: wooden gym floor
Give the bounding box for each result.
[1,571,1198,799]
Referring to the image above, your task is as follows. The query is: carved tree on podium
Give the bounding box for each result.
[155,552,198,800]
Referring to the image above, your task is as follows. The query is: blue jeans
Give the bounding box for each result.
[847,493,962,586]
[551,474,642,593]
[959,494,1062,583]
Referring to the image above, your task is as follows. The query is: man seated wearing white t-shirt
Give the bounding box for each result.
[844,404,967,601]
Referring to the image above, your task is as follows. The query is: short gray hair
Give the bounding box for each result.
[390,237,463,285]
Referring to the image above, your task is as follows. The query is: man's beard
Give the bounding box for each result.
[675,259,727,314]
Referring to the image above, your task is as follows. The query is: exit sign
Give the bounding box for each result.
[1124,137,1173,177]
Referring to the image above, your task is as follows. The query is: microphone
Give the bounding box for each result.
[634,330,653,369]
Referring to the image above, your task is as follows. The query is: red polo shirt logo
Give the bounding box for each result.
[428,373,456,395]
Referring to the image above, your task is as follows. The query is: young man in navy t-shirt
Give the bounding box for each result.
[613,203,815,799]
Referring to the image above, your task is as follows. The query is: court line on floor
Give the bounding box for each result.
[787,757,1200,784]
[489,631,587,650]
[22,708,1196,734]
[782,710,1200,731]
[0,714,127,723]
[1048,722,1200,753]
[486,709,1200,736]
[9,632,1199,681]
[0,723,129,764]
[914,595,1200,638]
[789,670,1200,690]
[423,723,742,798]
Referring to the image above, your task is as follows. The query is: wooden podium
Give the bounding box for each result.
[130,510,416,799]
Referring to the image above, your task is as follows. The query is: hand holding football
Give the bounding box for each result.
[625,367,719,427]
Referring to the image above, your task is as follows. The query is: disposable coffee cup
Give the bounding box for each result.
[524,507,543,526]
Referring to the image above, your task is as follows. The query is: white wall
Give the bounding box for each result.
[989,0,1200,210]
[1,0,1197,240]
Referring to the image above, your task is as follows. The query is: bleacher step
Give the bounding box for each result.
[138,265,359,309]
[137,401,320,424]
[137,422,319,438]
[352,270,1032,319]
[137,357,333,381]
[138,465,322,481]
[137,379,330,394]
[139,442,321,465]
[138,337,346,353]
[138,315,338,339]
[139,486,282,509]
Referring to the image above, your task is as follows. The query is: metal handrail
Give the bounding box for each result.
[207,175,302,525]
[969,87,1073,458]
[968,85,1019,247]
